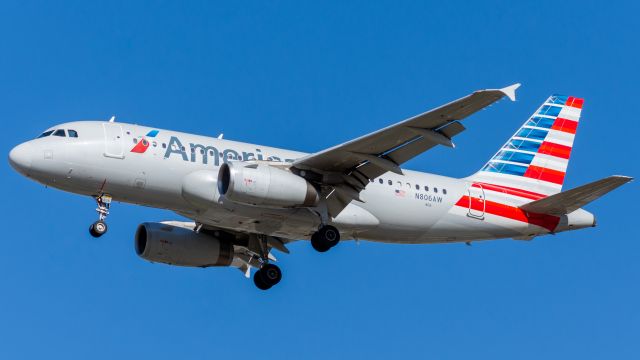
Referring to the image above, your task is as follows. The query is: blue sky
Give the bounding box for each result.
[1,1,638,358]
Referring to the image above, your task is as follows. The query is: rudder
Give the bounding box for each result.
[469,95,584,197]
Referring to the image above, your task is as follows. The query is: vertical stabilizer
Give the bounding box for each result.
[469,95,584,197]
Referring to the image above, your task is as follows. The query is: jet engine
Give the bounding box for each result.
[135,222,235,267]
[217,162,319,207]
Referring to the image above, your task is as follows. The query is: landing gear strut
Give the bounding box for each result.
[310,225,340,252]
[252,234,283,290]
[89,194,111,238]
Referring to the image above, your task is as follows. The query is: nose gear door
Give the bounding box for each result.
[467,183,485,219]
[103,123,124,159]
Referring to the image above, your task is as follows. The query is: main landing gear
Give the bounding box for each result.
[89,194,111,238]
[251,234,283,291]
[310,225,340,252]
[253,263,282,290]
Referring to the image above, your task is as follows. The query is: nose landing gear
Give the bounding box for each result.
[89,194,111,238]
[89,220,108,237]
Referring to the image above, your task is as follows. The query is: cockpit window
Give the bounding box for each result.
[37,130,54,138]
[68,130,78,138]
[53,129,66,137]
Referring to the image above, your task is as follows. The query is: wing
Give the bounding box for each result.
[292,83,521,216]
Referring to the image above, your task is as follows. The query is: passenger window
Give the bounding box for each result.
[68,130,78,138]
[162,143,167,149]
[152,141,157,147]
[379,178,383,184]
[424,186,429,191]
[415,184,420,190]
[37,130,54,138]
[53,129,66,137]
[443,189,447,195]
[388,180,392,185]
[133,138,138,144]
[434,187,438,193]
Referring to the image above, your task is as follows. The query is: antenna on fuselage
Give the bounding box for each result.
[108,116,116,123]
[217,133,224,139]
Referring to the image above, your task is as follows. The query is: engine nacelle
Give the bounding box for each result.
[217,162,319,207]
[135,222,235,267]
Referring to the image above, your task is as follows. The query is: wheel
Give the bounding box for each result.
[311,233,331,252]
[253,270,272,290]
[259,264,282,286]
[89,220,108,238]
[319,225,340,247]
[310,225,340,252]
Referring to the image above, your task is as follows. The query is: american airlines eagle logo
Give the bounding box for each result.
[130,130,159,153]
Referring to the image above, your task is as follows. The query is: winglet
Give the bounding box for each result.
[500,83,521,101]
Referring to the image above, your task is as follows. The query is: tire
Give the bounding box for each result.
[253,270,272,290]
[310,226,340,252]
[319,225,340,247]
[259,264,282,286]
[311,233,331,252]
[89,221,107,238]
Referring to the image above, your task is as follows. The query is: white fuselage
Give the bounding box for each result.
[9,121,594,244]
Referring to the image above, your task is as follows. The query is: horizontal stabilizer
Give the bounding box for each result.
[519,175,633,215]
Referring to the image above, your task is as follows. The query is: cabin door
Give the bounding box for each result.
[467,183,486,219]
[103,123,124,159]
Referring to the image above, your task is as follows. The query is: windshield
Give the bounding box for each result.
[36,129,79,139]
[37,130,54,138]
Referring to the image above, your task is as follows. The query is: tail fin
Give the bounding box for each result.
[469,95,584,197]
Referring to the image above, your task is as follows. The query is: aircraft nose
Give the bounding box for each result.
[8,142,33,175]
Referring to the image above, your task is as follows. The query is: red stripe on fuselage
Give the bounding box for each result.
[472,182,546,200]
[524,165,565,185]
[455,195,560,231]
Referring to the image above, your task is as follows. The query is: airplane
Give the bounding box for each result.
[8,84,632,290]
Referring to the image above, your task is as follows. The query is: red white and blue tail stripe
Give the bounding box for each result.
[470,95,583,197]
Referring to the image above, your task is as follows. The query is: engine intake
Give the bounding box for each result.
[135,222,235,267]
[217,162,319,207]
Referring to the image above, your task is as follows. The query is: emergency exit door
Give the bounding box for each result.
[467,183,485,219]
